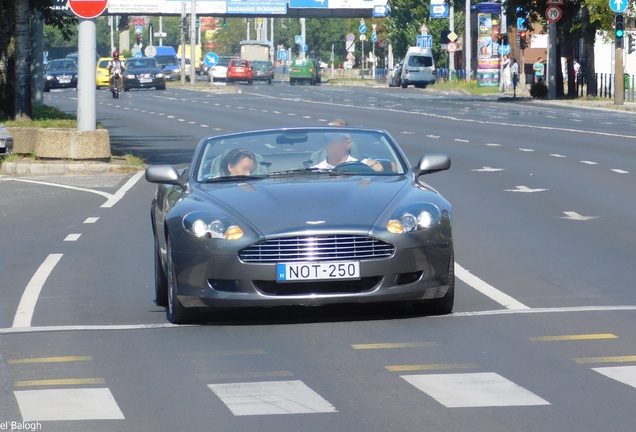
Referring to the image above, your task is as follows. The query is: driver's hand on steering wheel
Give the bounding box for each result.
[364,159,384,172]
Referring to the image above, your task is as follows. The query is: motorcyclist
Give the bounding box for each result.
[107,51,126,91]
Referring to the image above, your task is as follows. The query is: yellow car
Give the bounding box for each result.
[96,57,125,89]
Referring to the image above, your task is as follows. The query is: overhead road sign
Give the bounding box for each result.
[373,4,388,17]
[609,0,627,13]
[289,0,329,7]
[68,0,108,19]
[226,0,287,14]
[107,0,227,14]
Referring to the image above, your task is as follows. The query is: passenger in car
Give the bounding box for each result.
[221,148,257,176]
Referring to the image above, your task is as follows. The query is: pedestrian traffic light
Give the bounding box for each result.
[222,18,227,27]
[136,34,141,44]
[519,30,527,50]
[629,33,636,54]
[616,14,625,39]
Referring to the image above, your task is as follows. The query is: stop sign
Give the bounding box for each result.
[68,0,108,19]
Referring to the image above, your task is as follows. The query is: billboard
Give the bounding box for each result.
[107,0,227,14]
[476,12,500,87]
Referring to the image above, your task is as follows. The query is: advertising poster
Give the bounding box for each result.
[476,12,500,87]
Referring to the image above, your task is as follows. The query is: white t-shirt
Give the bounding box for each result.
[313,155,370,169]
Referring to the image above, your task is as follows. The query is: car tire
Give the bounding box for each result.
[156,84,166,90]
[154,238,168,307]
[267,79,272,85]
[413,248,455,316]
[401,82,408,89]
[166,240,190,324]
[290,79,295,85]
[44,86,50,92]
[248,80,253,85]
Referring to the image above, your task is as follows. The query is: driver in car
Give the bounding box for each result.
[312,132,384,171]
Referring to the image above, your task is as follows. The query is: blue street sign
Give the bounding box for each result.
[430,4,448,19]
[416,35,433,49]
[204,52,218,67]
[134,51,143,58]
[359,24,367,34]
[373,4,388,17]
[299,43,308,52]
[289,0,329,8]
[294,35,303,45]
[517,17,528,30]
[500,44,511,55]
[371,33,377,43]
[609,0,627,13]
[277,50,289,60]
[135,25,143,35]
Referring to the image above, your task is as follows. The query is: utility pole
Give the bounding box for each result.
[465,0,471,80]
[449,2,455,71]
[614,13,625,105]
[300,18,306,59]
[180,2,186,85]
[190,0,196,85]
[548,22,557,99]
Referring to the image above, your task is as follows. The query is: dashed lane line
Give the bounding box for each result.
[455,263,529,310]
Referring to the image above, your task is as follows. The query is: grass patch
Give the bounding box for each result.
[110,154,146,172]
[1,105,77,128]
[433,80,500,95]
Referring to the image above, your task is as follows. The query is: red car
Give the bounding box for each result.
[226,59,253,84]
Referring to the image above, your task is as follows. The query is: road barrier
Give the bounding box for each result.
[576,73,635,102]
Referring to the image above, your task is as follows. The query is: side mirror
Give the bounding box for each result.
[145,165,181,185]
[415,153,451,176]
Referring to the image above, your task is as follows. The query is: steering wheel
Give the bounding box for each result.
[333,161,376,173]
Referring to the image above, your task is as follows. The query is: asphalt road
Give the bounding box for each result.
[1,83,635,431]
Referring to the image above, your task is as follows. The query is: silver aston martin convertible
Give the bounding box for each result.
[146,127,453,324]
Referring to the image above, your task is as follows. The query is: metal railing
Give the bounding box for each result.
[576,73,636,102]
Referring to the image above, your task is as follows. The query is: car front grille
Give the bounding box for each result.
[239,235,395,263]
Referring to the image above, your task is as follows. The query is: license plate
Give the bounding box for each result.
[59,78,70,83]
[276,261,360,282]
[235,68,244,72]
[140,78,152,83]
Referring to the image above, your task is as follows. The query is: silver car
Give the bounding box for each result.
[146,127,454,323]
[208,56,236,82]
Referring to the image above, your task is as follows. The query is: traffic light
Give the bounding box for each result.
[519,30,527,50]
[502,34,509,45]
[616,14,625,39]
[222,18,227,27]
[629,33,636,54]
[136,34,141,45]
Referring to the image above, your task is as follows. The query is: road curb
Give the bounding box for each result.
[0,160,143,177]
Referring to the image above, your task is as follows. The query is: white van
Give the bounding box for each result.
[400,47,436,89]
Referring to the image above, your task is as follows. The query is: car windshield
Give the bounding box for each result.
[407,55,433,67]
[231,60,249,67]
[126,58,159,69]
[155,55,178,66]
[195,128,407,182]
[47,61,77,71]
[252,61,272,71]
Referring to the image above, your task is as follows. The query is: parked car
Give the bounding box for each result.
[124,57,166,91]
[250,60,275,84]
[226,59,253,84]
[43,59,78,92]
[289,58,321,85]
[145,127,454,324]
[208,56,236,82]
[0,123,14,156]
[388,61,403,88]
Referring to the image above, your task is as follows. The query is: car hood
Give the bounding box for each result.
[46,70,77,76]
[194,177,409,235]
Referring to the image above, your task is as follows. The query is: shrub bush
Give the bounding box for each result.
[530,81,549,98]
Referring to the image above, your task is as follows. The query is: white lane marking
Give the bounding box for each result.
[273,110,281,114]
[571,119,583,122]
[167,115,175,118]
[302,115,311,119]
[519,148,535,152]
[550,154,566,158]
[581,161,598,165]
[427,134,440,139]
[84,217,99,224]
[178,118,186,122]
[454,138,469,143]
[611,168,629,174]
[12,254,64,328]
[249,93,636,140]
[201,124,209,128]
[4,178,111,200]
[455,263,529,310]
[208,380,337,416]
[64,234,82,242]
[100,171,144,208]
[592,366,636,389]
[15,388,125,421]
[2,306,636,334]
[401,131,415,135]
[471,166,505,172]
[560,211,599,221]
[402,373,550,408]
[504,185,548,193]
[317,118,328,122]
[485,143,502,147]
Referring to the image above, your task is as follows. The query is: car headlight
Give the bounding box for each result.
[45,75,54,80]
[183,212,244,240]
[125,74,135,79]
[156,73,164,78]
[386,204,441,234]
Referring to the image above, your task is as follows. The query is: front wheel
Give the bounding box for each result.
[401,82,408,89]
[413,248,455,315]
[166,240,191,324]
[154,237,168,307]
